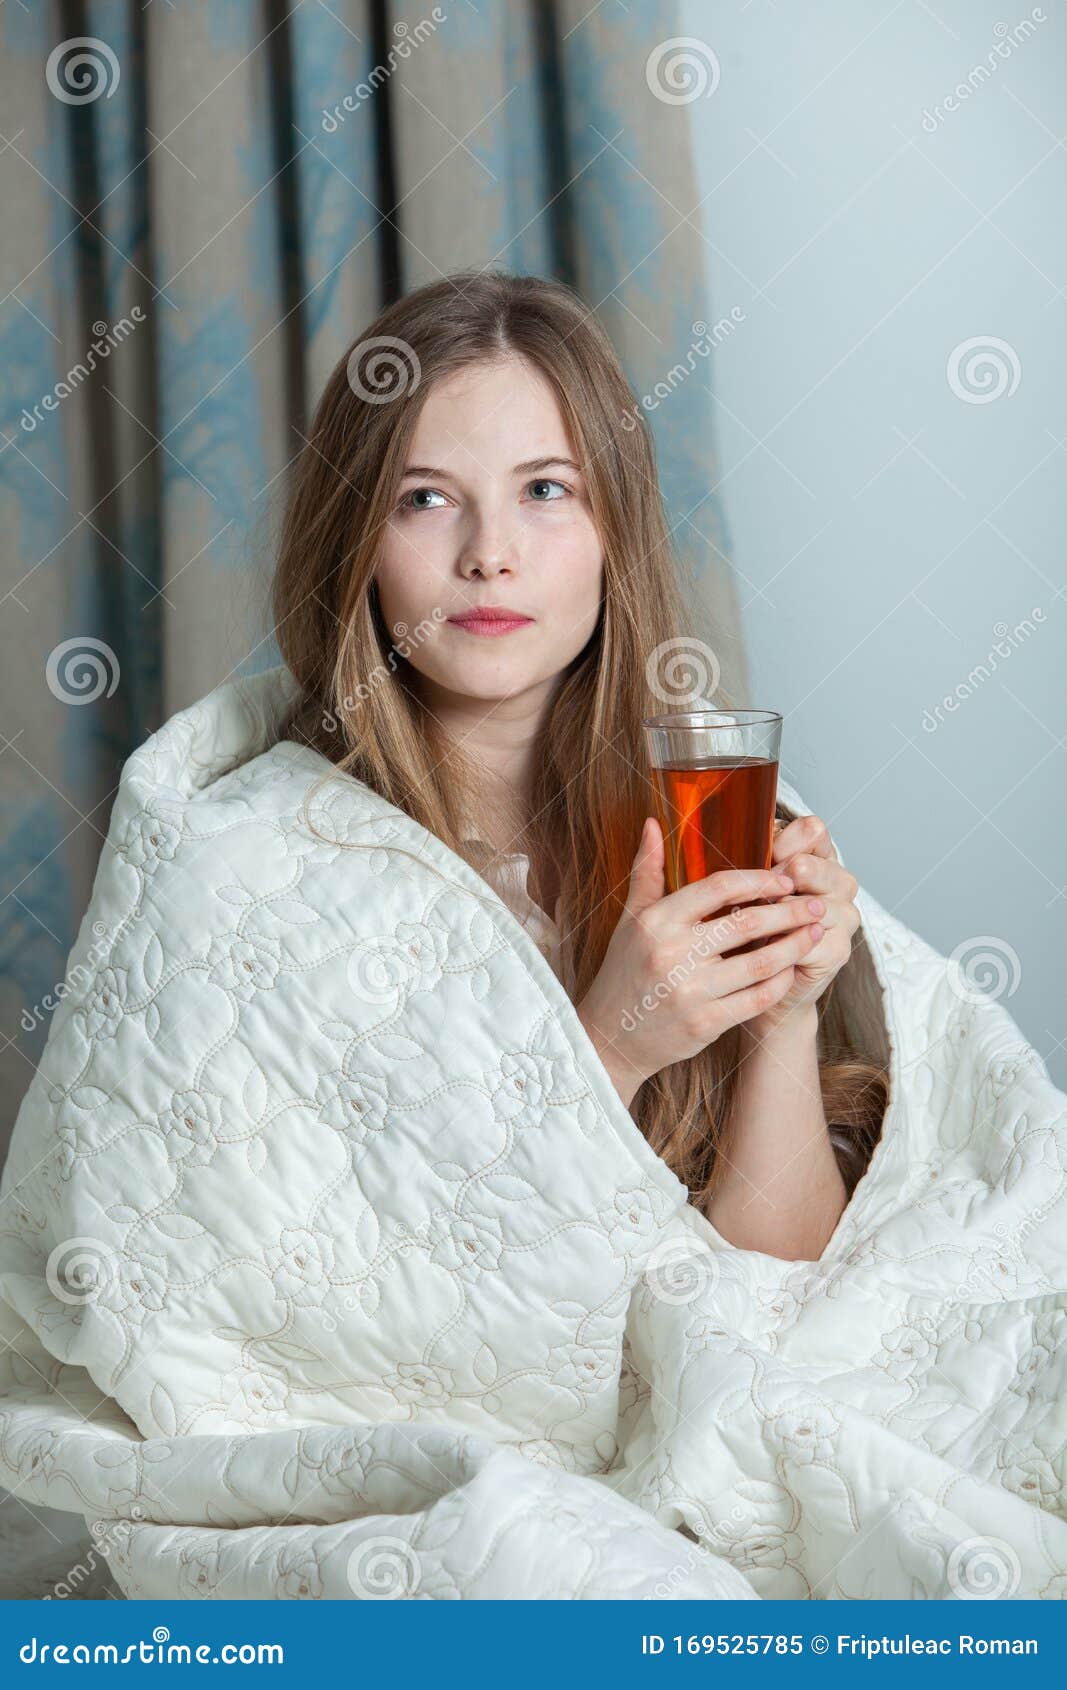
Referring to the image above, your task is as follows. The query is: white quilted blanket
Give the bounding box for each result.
[1,666,1064,1602]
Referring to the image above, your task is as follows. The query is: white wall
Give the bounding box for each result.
[681,0,1067,1084]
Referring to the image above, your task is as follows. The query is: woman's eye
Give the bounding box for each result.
[398,487,447,512]
[526,478,569,502]
[397,479,570,513]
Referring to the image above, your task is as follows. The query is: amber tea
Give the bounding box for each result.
[650,754,779,891]
[643,710,783,957]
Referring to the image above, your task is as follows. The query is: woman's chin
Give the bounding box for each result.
[420,660,548,708]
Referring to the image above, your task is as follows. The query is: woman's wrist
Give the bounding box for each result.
[576,1002,644,1110]
[741,1001,819,1050]
[713,999,843,1258]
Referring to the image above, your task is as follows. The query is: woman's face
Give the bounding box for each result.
[374,356,604,715]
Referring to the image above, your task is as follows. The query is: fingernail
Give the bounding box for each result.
[809,923,824,942]
[777,874,794,888]
[807,898,825,916]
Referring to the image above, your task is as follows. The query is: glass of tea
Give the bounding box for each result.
[642,709,783,897]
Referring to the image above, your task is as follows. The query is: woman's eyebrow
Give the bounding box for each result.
[513,456,583,475]
[399,456,583,480]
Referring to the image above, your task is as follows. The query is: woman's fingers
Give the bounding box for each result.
[775,851,858,900]
[699,893,820,959]
[771,812,836,866]
[714,963,798,1030]
[711,919,822,1000]
[669,866,794,925]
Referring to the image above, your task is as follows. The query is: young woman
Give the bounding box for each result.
[272,269,889,1263]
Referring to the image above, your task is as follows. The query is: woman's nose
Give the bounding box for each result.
[459,516,518,578]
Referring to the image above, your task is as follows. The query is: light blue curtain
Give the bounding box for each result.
[0,0,748,1154]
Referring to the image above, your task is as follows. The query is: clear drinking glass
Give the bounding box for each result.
[642,709,783,894]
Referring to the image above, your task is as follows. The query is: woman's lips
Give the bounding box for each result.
[447,615,534,637]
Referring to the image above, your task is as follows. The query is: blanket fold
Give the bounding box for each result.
[1,665,1064,1600]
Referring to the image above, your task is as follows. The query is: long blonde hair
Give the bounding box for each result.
[271,269,889,1206]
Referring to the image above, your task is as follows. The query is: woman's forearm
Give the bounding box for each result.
[705,1006,847,1260]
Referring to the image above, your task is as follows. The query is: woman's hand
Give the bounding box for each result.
[575,816,823,1108]
[743,812,861,1038]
